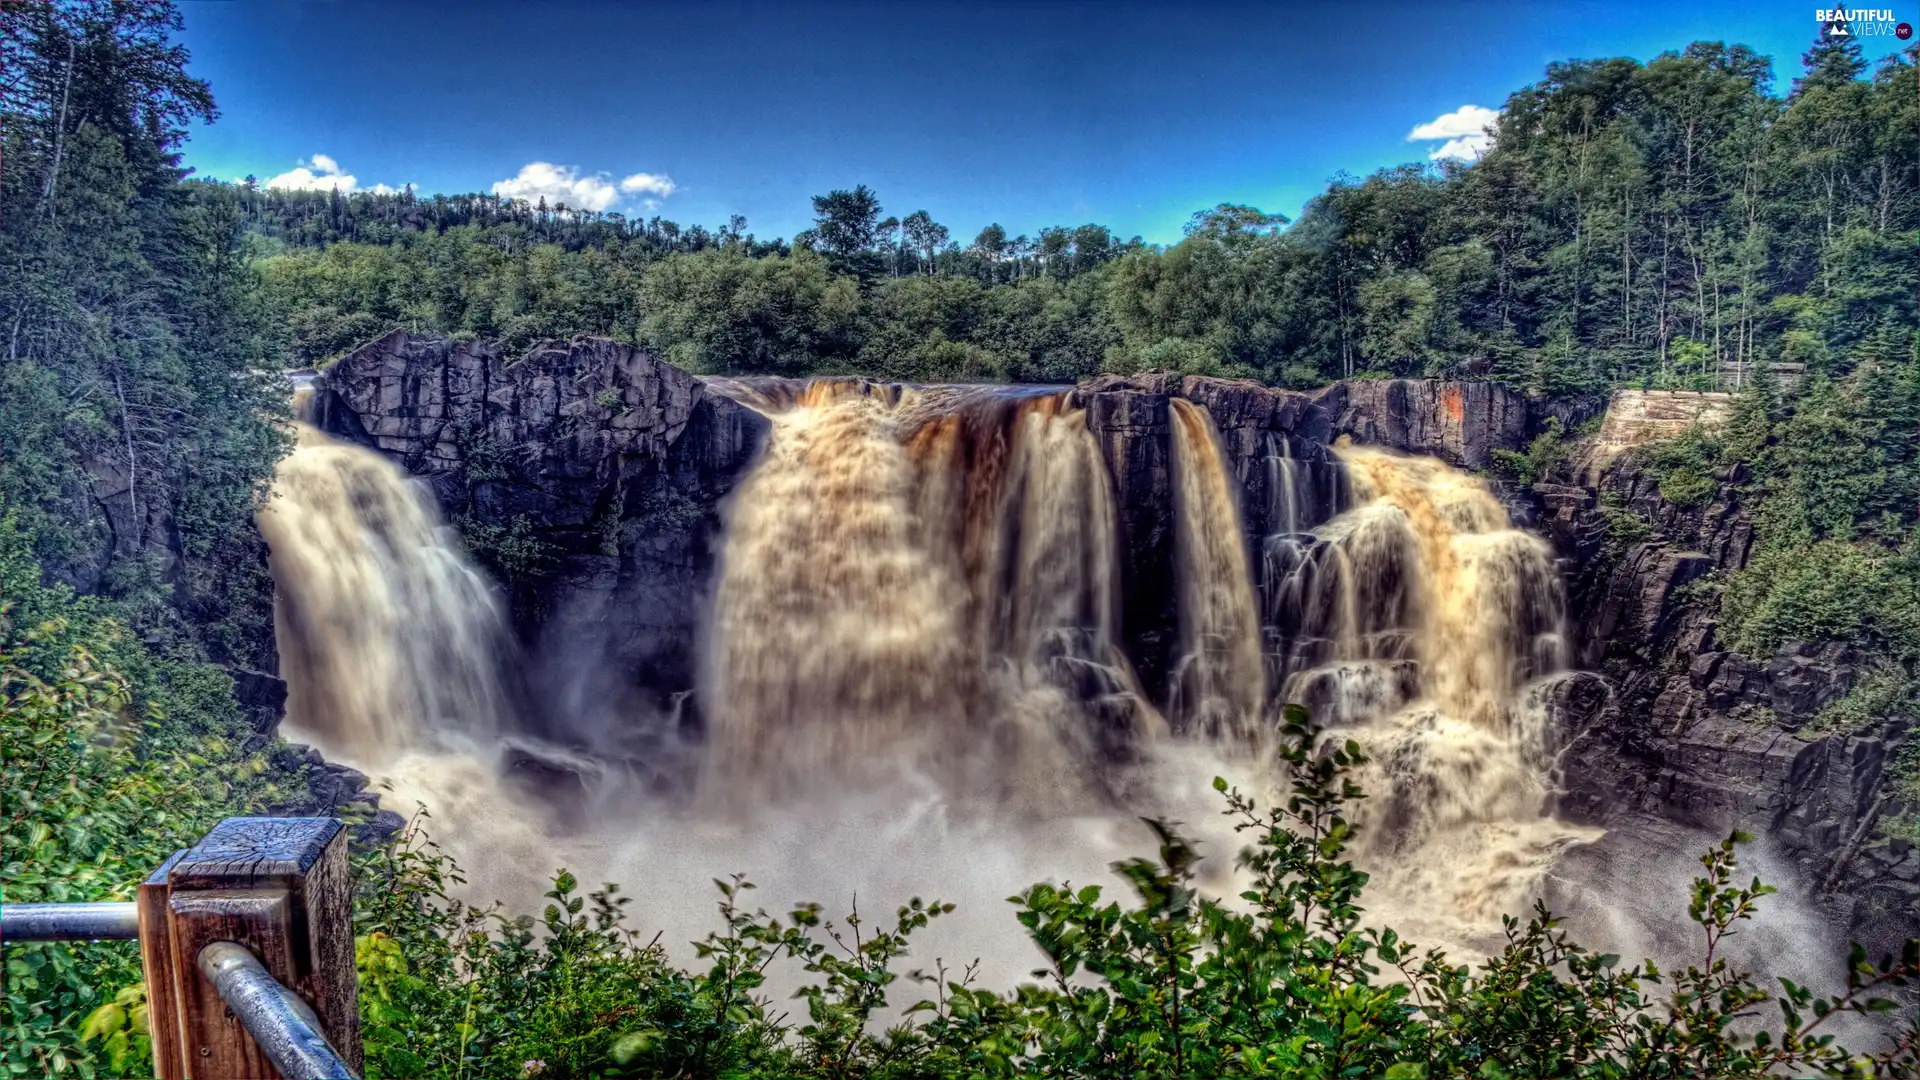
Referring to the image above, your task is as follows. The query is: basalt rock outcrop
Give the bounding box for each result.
[1539,452,1912,952]
[311,331,767,750]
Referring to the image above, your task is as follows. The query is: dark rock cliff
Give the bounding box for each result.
[312,331,767,751]
[1539,454,1910,952]
[308,331,1905,942]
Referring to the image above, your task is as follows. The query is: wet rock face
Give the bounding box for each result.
[1550,453,1910,946]
[1325,380,1532,470]
[314,331,768,745]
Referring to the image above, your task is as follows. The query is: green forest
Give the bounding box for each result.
[222,31,1916,396]
[5,0,1920,1076]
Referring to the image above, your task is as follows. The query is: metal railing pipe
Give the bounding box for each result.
[0,902,141,942]
[196,941,360,1080]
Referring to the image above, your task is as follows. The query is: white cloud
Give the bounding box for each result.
[266,154,362,192]
[489,162,615,211]
[619,172,676,198]
[1407,104,1499,161]
[489,162,678,211]
[1427,135,1492,161]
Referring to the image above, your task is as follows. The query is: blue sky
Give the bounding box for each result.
[175,0,1914,245]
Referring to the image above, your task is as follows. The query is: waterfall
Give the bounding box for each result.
[701,386,1151,806]
[702,387,981,794]
[259,422,515,762]
[1168,398,1266,744]
[1267,432,1302,537]
[1265,443,1596,936]
[265,378,1597,962]
[694,389,1589,927]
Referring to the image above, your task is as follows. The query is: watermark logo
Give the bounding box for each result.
[1816,8,1908,35]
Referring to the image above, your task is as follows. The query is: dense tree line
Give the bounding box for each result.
[1,0,286,668]
[231,31,1915,398]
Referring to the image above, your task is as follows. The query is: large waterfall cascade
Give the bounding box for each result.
[1261,443,1597,929]
[261,397,515,761]
[262,381,1599,953]
[705,383,1154,808]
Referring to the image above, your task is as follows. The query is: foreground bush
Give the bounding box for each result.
[1,513,301,1078]
[354,708,1920,1079]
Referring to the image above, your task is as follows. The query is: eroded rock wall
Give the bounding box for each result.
[313,331,767,752]
[1540,454,1910,951]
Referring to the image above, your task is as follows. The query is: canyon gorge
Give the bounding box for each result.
[264,329,1906,976]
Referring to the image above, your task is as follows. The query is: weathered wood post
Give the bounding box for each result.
[138,850,189,1079]
[140,818,361,1079]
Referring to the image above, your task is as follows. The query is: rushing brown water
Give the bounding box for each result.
[703,386,1150,808]
[265,381,1605,963]
[1270,445,1597,937]
[259,422,514,760]
[1169,398,1266,744]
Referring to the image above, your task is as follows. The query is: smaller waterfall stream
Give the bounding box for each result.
[259,423,515,761]
[1169,399,1266,744]
[1263,443,1599,940]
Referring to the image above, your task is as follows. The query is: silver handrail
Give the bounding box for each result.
[0,902,141,942]
[198,941,360,1080]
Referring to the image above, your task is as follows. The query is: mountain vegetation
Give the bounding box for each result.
[3,1,1919,1077]
[219,36,1916,396]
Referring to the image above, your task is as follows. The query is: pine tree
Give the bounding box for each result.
[1797,17,1867,92]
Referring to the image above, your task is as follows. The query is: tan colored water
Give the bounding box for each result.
[1280,444,1598,940]
[1169,398,1266,743]
[703,387,1149,809]
[259,424,513,760]
[266,387,1601,967]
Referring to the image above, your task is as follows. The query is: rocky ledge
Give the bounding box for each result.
[312,334,1578,726]
[310,331,765,751]
[1538,453,1912,954]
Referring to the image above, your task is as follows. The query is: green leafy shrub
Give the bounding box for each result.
[455,425,523,483]
[1,513,300,1079]
[453,513,558,585]
[1492,417,1566,486]
[338,708,1920,1080]
[1657,466,1718,508]
[1636,425,1723,509]
[1,633,292,1078]
[1597,490,1654,560]
[1880,741,1920,847]
[1808,665,1919,737]
[1721,540,1920,659]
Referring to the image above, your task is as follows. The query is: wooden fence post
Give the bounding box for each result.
[138,850,189,1080]
[140,818,361,1079]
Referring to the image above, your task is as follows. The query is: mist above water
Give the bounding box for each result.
[259,382,1821,988]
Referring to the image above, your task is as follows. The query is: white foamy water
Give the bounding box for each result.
[264,384,1766,983]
